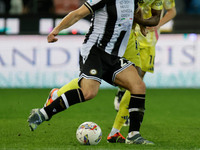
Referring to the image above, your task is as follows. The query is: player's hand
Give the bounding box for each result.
[139,24,147,36]
[47,30,59,43]
[146,25,159,32]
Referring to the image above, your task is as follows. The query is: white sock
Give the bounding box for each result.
[128,131,140,138]
[109,128,120,136]
[40,108,49,120]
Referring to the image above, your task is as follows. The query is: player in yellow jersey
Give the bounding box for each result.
[109,0,176,144]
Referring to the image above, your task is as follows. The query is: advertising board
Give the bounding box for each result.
[0,34,199,88]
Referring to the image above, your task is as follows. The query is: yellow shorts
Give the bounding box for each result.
[123,30,155,73]
[123,30,141,68]
[140,46,155,73]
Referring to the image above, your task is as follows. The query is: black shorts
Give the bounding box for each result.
[79,45,134,86]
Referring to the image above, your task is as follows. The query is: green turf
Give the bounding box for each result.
[0,88,200,150]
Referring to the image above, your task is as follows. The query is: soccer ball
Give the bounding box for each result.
[76,121,102,145]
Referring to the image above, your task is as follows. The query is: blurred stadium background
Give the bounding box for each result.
[0,0,200,88]
[0,1,200,149]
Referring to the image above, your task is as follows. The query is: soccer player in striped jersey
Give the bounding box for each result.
[42,0,175,144]
[109,0,176,143]
[28,0,154,145]
[43,0,167,144]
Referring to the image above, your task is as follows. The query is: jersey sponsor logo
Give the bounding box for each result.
[120,0,133,19]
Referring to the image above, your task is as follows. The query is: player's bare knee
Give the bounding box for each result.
[129,80,146,94]
[85,92,97,100]
[81,88,98,100]
[140,81,146,92]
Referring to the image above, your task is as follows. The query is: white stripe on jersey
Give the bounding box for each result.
[83,0,134,57]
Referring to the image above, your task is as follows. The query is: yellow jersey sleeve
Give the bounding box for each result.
[163,0,175,10]
[139,0,163,19]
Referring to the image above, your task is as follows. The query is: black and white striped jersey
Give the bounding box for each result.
[81,0,135,57]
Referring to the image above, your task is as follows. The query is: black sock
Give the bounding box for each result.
[128,94,145,133]
[44,88,85,120]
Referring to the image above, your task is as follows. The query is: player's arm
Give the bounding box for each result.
[47,4,90,43]
[158,6,176,28]
[147,0,176,31]
[134,8,162,27]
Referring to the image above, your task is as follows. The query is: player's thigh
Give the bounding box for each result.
[114,65,145,94]
[79,47,102,100]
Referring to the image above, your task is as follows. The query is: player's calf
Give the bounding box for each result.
[28,89,86,131]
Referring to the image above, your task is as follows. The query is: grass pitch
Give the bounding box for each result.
[0,88,200,150]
